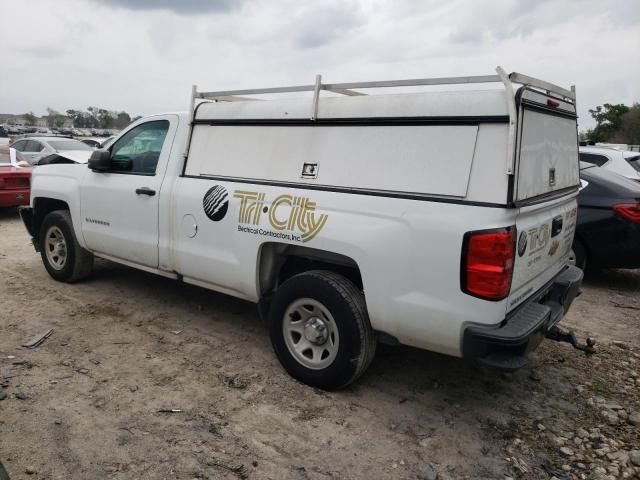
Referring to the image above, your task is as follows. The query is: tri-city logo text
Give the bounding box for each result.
[234,190,328,243]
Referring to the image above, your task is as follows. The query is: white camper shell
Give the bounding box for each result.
[23,67,586,389]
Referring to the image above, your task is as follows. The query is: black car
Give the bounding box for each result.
[573,162,640,270]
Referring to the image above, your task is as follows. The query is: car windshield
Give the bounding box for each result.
[47,139,93,151]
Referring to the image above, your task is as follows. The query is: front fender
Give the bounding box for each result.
[31,165,88,248]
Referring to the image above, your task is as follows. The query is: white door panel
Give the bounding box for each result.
[80,116,178,268]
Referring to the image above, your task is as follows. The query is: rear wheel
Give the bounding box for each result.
[269,270,376,389]
[39,210,94,282]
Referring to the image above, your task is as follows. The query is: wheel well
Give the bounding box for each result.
[32,198,70,242]
[258,243,363,297]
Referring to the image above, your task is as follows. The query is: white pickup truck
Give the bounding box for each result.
[21,67,589,389]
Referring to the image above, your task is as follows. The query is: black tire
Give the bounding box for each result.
[269,270,376,390]
[39,210,94,283]
[571,241,587,271]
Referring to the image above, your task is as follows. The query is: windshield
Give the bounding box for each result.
[47,139,93,151]
[629,157,640,173]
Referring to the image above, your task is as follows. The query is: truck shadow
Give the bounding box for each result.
[582,267,640,293]
[0,207,20,221]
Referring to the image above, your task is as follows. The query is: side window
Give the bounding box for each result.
[12,140,28,152]
[25,140,44,152]
[579,153,608,167]
[109,121,169,175]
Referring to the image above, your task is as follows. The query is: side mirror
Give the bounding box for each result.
[88,150,111,171]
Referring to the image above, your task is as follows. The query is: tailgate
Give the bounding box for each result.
[507,197,577,312]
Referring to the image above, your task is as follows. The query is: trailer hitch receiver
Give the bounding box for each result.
[546,326,596,355]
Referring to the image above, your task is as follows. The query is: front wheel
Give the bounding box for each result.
[39,210,94,283]
[269,270,376,390]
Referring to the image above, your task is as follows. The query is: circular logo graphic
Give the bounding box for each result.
[203,185,229,222]
[517,231,528,257]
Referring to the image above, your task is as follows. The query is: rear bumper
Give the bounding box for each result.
[0,189,29,207]
[463,265,583,369]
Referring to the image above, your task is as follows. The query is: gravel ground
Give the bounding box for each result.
[0,207,638,480]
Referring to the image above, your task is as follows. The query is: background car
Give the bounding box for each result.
[0,151,31,208]
[579,145,640,182]
[81,139,102,148]
[100,135,116,149]
[572,162,640,270]
[623,150,640,173]
[10,136,94,165]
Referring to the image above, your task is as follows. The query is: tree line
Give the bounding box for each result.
[583,103,640,145]
[65,107,142,129]
[19,107,141,129]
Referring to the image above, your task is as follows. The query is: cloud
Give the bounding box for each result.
[15,45,67,58]
[448,28,485,45]
[290,3,365,49]
[0,0,637,131]
[92,0,242,15]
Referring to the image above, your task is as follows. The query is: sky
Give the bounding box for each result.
[0,0,638,130]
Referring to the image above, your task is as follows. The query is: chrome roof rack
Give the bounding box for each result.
[190,66,574,116]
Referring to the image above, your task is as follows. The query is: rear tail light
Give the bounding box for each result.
[613,203,640,223]
[461,227,516,301]
[3,177,30,188]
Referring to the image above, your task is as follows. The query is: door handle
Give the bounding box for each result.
[135,187,156,196]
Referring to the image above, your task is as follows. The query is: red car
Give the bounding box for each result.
[0,162,31,207]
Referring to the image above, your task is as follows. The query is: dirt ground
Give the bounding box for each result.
[0,208,638,480]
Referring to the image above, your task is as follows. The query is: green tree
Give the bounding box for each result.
[66,109,83,128]
[97,108,115,129]
[87,106,99,128]
[23,112,36,126]
[587,103,630,142]
[45,107,67,128]
[115,111,131,129]
[610,103,640,145]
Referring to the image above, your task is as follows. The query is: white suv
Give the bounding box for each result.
[579,145,640,182]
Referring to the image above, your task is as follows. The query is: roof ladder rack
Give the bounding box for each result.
[184,66,576,165]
